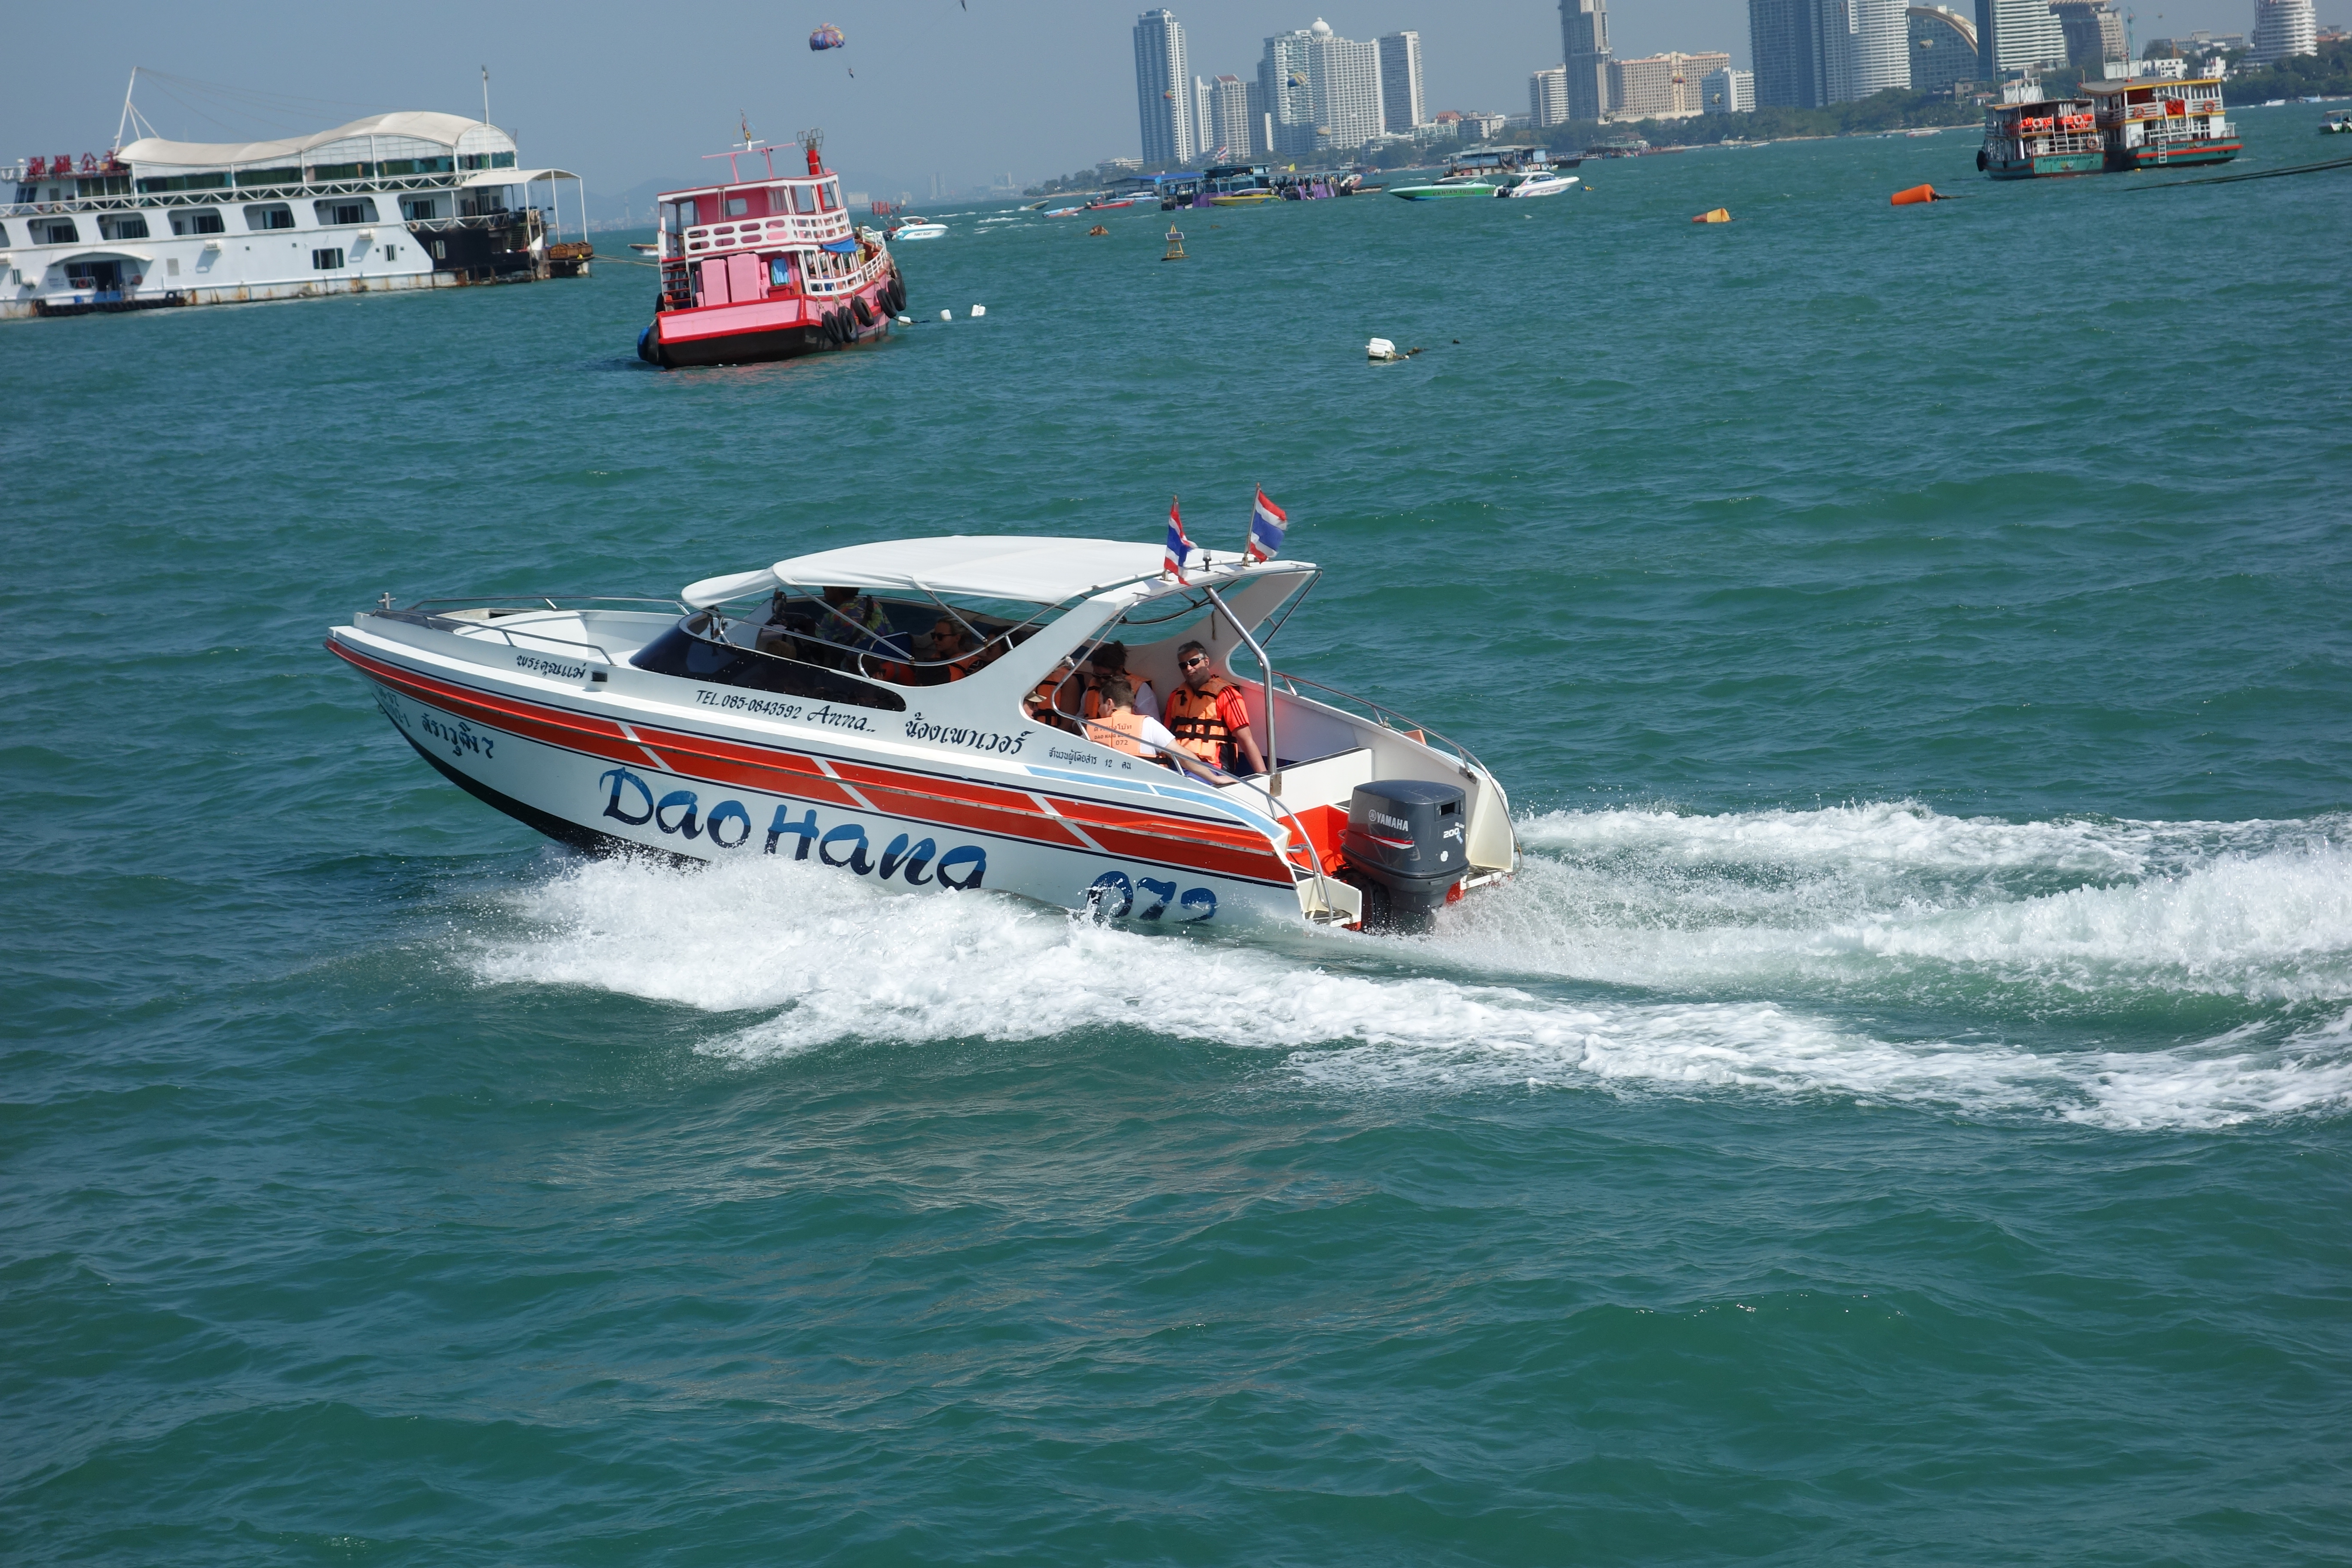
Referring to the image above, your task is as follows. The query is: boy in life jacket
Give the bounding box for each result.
[1162,640,1268,777]
[1078,640,1159,724]
[1084,678,1224,782]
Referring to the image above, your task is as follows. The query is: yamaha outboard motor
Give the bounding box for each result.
[1340,779,1469,933]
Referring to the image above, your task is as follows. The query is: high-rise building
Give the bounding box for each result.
[1133,9,1194,165]
[1259,19,1385,155]
[1560,0,1614,121]
[1825,0,1913,98]
[1530,64,1572,126]
[1378,31,1427,132]
[1751,0,1826,105]
[1207,74,1256,159]
[1258,28,1318,157]
[2249,0,2317,61]
[1610,51,1733,118]
[1905,4,1983,91]
[2049,2,2127,67]
[1703,65,1758,111]
[1459,110,1510,140]
[1976,0,2069,74]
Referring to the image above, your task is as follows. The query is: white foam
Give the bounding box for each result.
[451,823,2352,1133]
[1449,804,2352,1006]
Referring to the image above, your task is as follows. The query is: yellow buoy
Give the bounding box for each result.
[1691,207,1732,224]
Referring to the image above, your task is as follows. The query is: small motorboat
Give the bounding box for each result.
[1043,205,1084,217]
[328,535,1519,933]
[1497,170,1580,198]
[628,242,658,254]
[887,216,947,240]
[2324,110,2352,134]
[1393,146,1568,200]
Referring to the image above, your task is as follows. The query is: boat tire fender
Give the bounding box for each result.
[821,309,841,344]
[852,294,874,329]
[1976,147,1988,171]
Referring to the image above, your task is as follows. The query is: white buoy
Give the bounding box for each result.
[970,304,986,318]
[939,309,952,322]
[1367,337,1404,361]
[896,314,912,325]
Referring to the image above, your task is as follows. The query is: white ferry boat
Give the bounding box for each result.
[3,109,577,320]
[327,536,1520,933]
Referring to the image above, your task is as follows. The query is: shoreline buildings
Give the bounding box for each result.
[1561,0,1615,120]
[1906,4,1984,92]
[1612,50,1734,118]
[1750,0,1915,104]
[1379,32,1427,135]
[2249,0,2317,62]
[1133,9,1195,165]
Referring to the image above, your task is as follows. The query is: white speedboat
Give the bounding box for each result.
[328,536,1519,932]
[887,216,947,239]
[1498,171,1580,198]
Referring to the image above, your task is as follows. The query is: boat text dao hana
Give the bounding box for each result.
[326,536,1519,933]
[636,131,904,369]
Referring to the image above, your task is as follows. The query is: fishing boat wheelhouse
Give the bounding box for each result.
[635,131,904,370]
[2081,76,2240,171]
[1978,96,2105,179]
[326,536,1520,933]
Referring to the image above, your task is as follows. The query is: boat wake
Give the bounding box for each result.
[457,802,2352,1132]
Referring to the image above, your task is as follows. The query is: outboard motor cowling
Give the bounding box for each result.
[1341,779,1468,933]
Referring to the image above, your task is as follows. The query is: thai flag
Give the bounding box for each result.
[1162,497,1196,582]
[1245,488,1288,564]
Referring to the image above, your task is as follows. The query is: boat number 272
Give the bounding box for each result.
[1087,871,1216,923]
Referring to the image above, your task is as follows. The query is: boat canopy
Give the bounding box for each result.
[462,167,577,187]
[118,113,515,171]
[681,535,1296,609]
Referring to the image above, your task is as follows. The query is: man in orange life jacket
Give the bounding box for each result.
[1161,640,1268,777]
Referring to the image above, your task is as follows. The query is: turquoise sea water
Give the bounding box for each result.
[6,114,2351,1563]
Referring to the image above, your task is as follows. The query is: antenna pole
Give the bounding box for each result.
[115,67,139,151]
[481,65,491,127]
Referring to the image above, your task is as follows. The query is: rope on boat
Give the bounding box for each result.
[2125,153,2352,191]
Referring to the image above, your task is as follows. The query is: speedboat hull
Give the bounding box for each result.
[332,632,1328,929]
[1500,175,1580,197]
[1390,182,1496,200]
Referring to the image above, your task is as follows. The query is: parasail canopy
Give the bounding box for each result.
[809,23,845,50]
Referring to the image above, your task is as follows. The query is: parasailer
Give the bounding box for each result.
[808,22,845,50]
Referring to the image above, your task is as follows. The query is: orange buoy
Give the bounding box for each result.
[1691,207,1731,224]
[1890,184,1942,205]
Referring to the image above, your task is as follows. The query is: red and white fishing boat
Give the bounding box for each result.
[635,129,904,370]
[326,535,1519,933]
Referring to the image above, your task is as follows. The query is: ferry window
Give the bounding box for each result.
[32,217,80,244]
[232,167,300,189]
[818,181,838,211]
[99,214,150,241]
[309,162,374,182]
[398,196,440,221]
[676,198,701,228]
[314,198,379,226]
[768,253,799,288]
[432,239,447,259]
[792,184,817,214]
[245,204,294,231]
[725,196,750,217]
[138,171,231,193]
[312,248,345,270]
[168,209,223,236]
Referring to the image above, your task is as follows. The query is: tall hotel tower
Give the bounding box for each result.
[1133,9,1194,166]
[1561,0,1614,121]
[1378,31,1427,132]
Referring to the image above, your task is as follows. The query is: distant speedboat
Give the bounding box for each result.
[628,242,658,254]
[2324,110,2352,133]
[1393,145,1566,200]
[887,217,947,240]
[1498,170,1580,198]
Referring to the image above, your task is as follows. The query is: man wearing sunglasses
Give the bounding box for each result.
[1162,640,1268,778]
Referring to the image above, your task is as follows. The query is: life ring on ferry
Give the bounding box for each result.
[852,294,874,328]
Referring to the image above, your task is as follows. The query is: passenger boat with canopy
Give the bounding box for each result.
[2080,75,2240,171]
[327,534,1519,933]
[635,129,905,369]
[1977,96,2105,178]
[1390,146,1574,200]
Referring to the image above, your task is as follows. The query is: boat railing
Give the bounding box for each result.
[1269,671,1493,781]
[369,594,684,667]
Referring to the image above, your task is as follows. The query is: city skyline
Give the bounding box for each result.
[0,0,2317,201]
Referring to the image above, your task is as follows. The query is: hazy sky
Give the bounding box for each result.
[5,0,2275,199]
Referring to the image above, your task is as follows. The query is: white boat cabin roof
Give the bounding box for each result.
[681,535,1303,609]
[118,113,517,172]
